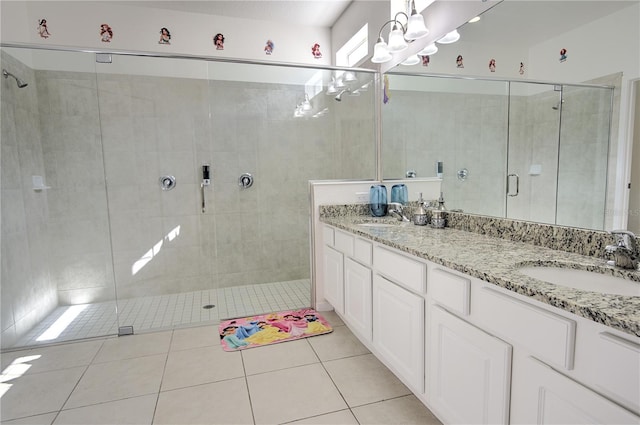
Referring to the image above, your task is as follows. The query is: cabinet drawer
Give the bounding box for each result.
[476,286,576,370]
[334,230,354,257]
[595,332,640,413]
[323,226,334,247]
[354,238,372,266]
[430,268,470,316]
[374,246,426,293]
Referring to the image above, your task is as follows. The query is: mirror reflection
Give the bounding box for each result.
[382,73,613,230]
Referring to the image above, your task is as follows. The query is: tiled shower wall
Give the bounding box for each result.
[1,52,58,348]
[382,90,508,214]
[2,50,376,344]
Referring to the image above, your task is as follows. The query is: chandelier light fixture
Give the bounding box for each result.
[371,0,429,64]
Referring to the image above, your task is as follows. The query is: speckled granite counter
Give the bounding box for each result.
[320,211,640,338]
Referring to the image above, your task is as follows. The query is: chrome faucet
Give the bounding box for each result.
[605,230,639,270]
[388,202,410,222]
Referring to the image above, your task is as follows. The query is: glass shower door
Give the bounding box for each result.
[506,82,562,224]
[95,54,218,333]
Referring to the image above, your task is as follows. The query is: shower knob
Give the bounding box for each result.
[160,175,176,191]
[238,173,254,189]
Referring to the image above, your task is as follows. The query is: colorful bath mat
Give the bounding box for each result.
[219,308,333,351]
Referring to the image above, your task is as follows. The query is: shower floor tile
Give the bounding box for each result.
[11,279,310,349]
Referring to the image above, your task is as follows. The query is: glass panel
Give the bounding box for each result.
[556,85,612,229]
[1,47,119,348]
[507,82,562,224]
[95,54,218,331]
[204,62,376,320]
[382,73,509,216]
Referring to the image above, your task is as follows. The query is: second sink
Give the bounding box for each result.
[518,266,640,296]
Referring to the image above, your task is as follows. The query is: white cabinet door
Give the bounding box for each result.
[323,246,344,314]
[511,356,640,424]
[373,274,424,393]
[344,258,372,341]
[428,305,512,425]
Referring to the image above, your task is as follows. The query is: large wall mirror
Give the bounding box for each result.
[379,0,637,231]
[382,73,613,230]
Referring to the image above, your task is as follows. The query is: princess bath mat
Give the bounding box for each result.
[219,308,332,351]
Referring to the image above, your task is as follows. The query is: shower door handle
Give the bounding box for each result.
[507,173,520,197]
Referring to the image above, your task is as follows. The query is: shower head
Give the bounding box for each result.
[335,88,351,102]
[552,99,565,110]
[3,69,28,88]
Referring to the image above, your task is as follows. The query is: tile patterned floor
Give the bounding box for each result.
[0,311,443,425]
[12,280,311,349]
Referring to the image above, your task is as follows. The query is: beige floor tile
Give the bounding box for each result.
[0,366,86,421]
[53,394,157,425]
[64,354,166,409]
[93,331,172,363]
[1,412,57,425]
[351,395,443,425]
[307,325,369,362]
[154,378,253,425]
[248,363,347,425]
[241,339,319,375]
[3,340,105,375]
[161,344,244,391]
[317,310,344,327]
[323,354,411,407]
[286,409,359,424]
[170,325,218,352]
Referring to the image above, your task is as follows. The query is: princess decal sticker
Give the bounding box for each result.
[489,58,496,72]
[560,48,568,62]
[213,33,225,50]
[37,19,51,39]
[456,55,464,68]
[159,27,171,45]
[264,40,274,55]
[100,24,113,42]
[421,55,430,67]
[311,43,322,59]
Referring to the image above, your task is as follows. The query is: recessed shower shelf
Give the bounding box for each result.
[32,175,51,191]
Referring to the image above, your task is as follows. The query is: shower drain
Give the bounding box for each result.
[202,304,216,309]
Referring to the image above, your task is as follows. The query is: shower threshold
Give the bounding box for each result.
[11,279,310,349]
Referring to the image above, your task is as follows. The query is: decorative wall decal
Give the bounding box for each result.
[213,33,225,50]
[560,48,568,62]
[519,62,525,75]
[311,43,322,59]
[264,40,274,55]
[100,24,113,42]
[456,55,464,68]
[421,55,430,67]
[489,58,496,72]
[37,19,51,39]
[159,27,171,44]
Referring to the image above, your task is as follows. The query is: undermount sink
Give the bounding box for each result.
[518,266,640,296]
[357,222,397,228]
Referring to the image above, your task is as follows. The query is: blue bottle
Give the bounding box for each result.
[369,185,388,217]
[391,184,408,205]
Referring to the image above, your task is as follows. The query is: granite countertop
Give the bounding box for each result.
[320,215,640,338]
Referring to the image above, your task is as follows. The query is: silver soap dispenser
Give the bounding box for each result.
[413,193,428,226]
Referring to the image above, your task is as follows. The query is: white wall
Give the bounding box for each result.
[0,1,331,65]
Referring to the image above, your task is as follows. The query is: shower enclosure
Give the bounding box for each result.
[0,46,376,349]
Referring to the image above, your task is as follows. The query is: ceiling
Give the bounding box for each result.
[461,1,637,47]
[120,0,636,46]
